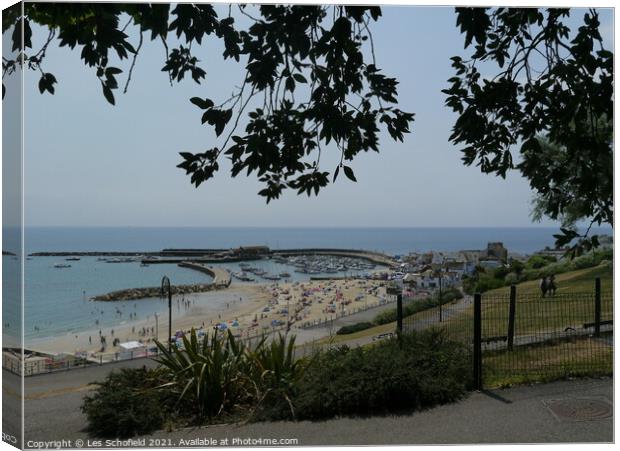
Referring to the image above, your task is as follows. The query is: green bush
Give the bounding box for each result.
[248,334,310,420]
[526,255,556,269]
[492,266,510,279]
[336,322,374,335]
[155,329,251,420]
[474,275,506,293]
[374,288,463,325]
[282,329,471,421]
[81,367,175,438]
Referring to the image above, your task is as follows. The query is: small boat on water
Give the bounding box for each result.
[105,257,134,263]
[65,257,81,261]
[279,272,291,278]
[232,271,255,282]
[262,274,281,281]
[53,263,71,268]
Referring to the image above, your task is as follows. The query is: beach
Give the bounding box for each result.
[26,279,387,356]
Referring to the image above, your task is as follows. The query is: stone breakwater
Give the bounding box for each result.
[91,262,231,302]
[91,283,222,302]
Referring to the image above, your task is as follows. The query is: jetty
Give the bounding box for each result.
[177,261,232,287]
[92,262,231,301]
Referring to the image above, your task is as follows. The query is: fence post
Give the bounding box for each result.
[473,293,482,391]
[594,277,601,337]
[396,293,403,334]
[507,285,516,350]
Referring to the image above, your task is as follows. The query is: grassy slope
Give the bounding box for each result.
[485,263,613,295]
[302,263,613,388]
[309,263,613,347]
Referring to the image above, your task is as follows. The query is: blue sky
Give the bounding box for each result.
[7,4,614,227]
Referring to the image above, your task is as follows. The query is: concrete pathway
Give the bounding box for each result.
[150,378,613,445]
[16,366,613,447]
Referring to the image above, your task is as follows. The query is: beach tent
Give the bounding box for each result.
[119,341,146,359]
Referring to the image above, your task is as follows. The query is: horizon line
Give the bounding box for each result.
[16,224,611,230]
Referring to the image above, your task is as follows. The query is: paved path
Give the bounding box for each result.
[15,366,612,447]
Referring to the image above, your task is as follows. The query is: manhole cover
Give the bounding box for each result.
[543,397,613,422]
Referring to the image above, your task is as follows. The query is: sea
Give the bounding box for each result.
[2,226,612,342]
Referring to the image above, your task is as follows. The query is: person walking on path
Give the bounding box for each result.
[540,277,548,298]
[548,274,557,296]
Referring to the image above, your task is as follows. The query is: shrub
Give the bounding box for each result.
[474,274,508,293]
[248,333,310,420]
[492,266,510,279]
[155,329,251,420]
[286,329,471,421]
[81,367,175,438]
[374,288,463,325]
[336,322,374,335]
[526,255,555,269]
[504,272,520,285]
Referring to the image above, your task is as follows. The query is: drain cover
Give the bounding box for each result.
[543,397,613,422]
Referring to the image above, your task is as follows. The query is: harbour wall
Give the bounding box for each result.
[30,248,395,266]
[92,262,231,301]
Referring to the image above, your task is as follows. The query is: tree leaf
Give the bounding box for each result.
[343,166,357,182]
[102,85,115,105]
[333,165,340,182]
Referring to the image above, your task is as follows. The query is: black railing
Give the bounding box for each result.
[479,287,613,386]
[401,277,613,389]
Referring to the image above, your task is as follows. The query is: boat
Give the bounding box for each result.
[232,271,255,282]
[262,274,281,281]
[53,263,71,268]
[279,272,291,278]
[65,257,81,261]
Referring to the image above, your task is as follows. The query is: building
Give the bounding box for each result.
[486,242,508,262]
[2,348,79,376]
[232,246,270,257]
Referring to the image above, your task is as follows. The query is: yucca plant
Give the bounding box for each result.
[154,329,250,420]
[247,333,309,419]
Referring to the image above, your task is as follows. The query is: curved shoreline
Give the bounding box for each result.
[80,250,393,302]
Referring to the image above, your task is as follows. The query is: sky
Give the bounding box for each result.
[4,3,615,227]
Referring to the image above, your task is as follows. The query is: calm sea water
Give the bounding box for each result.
[2,226,612,342]
[20,226,611,255]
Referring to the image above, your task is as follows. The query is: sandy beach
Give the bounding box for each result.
[26,278,387,356]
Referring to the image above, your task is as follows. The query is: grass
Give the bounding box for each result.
[316,264,612,345]
[483,333,613,388]
[485,263,612,295]
[479,264,613,387]
[303,264,613,388]
[305,321,396,347]
[479,264,612,337]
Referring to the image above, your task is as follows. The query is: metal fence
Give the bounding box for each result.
[478,287,613,387]
[401,278,613,389]
[402,295,474,347]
